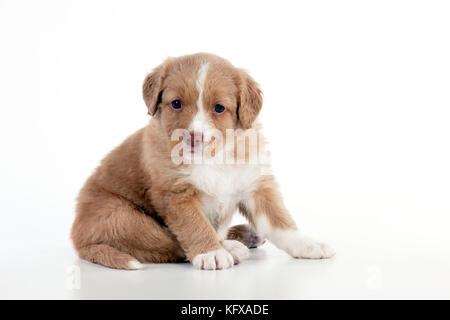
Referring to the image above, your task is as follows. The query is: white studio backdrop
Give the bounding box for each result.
[0,0,449,259]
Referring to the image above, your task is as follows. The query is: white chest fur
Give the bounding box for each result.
[184,164,262,230]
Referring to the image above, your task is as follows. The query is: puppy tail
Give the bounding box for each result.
[77,244,144,270]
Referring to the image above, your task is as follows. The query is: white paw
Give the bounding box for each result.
[222,240,250,263]
[288,235,336,259]
[192,248,234,270]
[128,260,144,270]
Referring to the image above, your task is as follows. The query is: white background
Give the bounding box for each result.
[1,0,449,299]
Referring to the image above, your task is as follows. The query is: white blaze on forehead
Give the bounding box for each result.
[190,63,212,133]
[196,62,210,96]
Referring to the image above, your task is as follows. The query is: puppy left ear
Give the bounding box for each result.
[142,65,163,116]
[236,69,263,129]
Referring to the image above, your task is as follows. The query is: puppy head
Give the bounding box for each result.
[142,53,262,157]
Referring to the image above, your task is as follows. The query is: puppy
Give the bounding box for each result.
[71,53,335,270]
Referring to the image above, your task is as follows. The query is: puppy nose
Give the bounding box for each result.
[189,130,203,147]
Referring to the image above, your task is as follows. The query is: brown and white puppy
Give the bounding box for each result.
[71,53,335,270]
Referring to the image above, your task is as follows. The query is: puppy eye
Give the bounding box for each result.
[171,100,182,110]
[214,104,225,113]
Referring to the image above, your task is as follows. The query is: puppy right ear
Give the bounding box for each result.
[142,66,163,116]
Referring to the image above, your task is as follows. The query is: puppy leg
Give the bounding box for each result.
[227,224,266,248]
[217,218,253,264]
[72,190,186,270]
[246,176,335,259]
[152,186,234,270]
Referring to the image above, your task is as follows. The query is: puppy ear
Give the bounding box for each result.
[142,66,163,116]
[236,69,263,129]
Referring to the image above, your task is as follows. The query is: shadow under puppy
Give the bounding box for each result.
[71,53,335,270]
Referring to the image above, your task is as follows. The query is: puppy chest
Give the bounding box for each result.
[185,165,261,226]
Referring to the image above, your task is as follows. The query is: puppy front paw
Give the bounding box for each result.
[289,235,336,259]
[222,239,250,263]
[192,248,234,270]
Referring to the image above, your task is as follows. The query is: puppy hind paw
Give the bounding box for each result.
[128,260,144,270]
[248,234,266,248]
[227,224,266,248]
